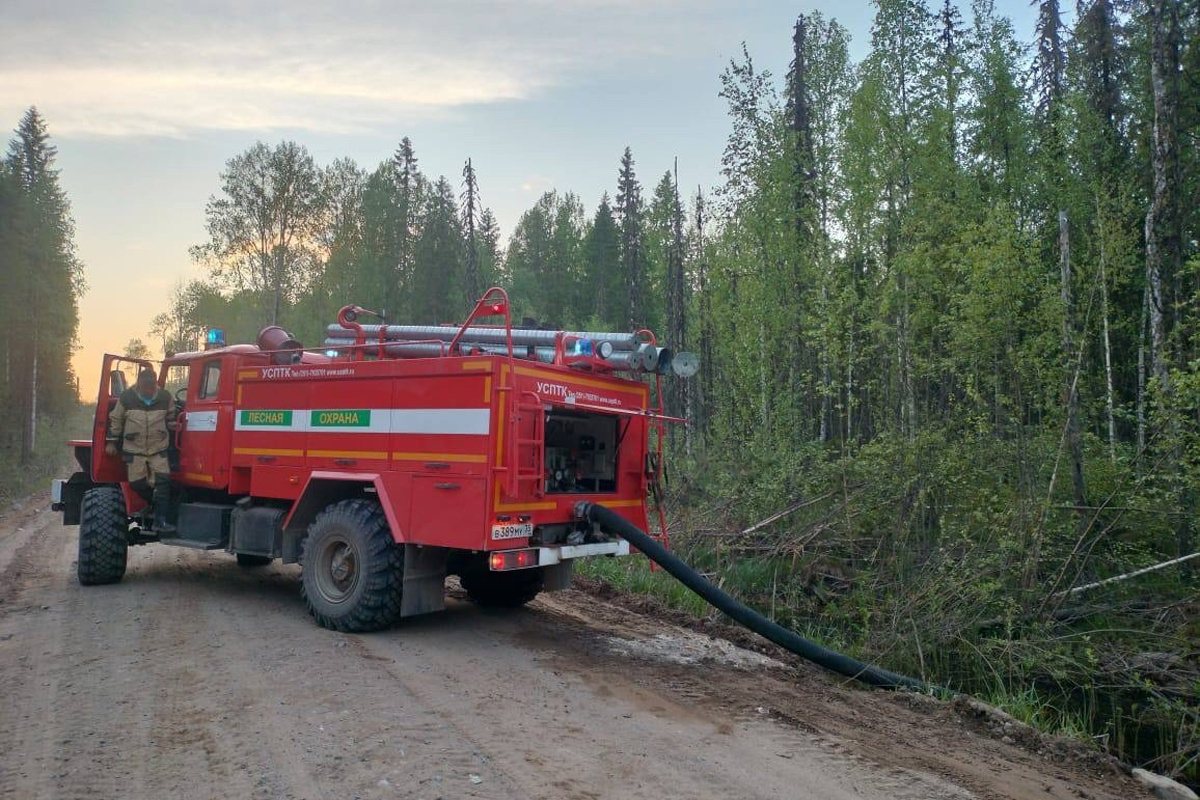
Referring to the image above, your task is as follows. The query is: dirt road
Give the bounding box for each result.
[0,504,1141,800]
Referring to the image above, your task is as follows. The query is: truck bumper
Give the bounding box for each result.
[537,539,630,565]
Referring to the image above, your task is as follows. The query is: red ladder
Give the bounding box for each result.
[507,391,546,499]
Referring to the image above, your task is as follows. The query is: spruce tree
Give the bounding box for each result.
[461,158,482,302]
[583,194,621,328]
[4,107,82,461]
[616,147,644,328]
[391,137,425,318]
[412,177,465,324]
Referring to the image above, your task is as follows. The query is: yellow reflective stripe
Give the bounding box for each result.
[461,360,492,371]
[495,365,509,463]
[233,447,304,457]
[182,473,214,483]
[493,482,556,512]
[307,450,388,460]
[392,452,487,463]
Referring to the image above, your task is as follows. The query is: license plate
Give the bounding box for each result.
[491,522,533,541]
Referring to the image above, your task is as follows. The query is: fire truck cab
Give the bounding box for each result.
[52,289,684,632]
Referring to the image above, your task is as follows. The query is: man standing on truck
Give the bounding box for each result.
[105,368,177,534]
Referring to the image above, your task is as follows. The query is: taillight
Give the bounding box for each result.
[489,549,539,571]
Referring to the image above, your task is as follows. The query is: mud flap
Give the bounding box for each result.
[400,545,449,617]
[542,561,574,592]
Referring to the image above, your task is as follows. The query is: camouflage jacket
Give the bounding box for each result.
[108,387,175,456]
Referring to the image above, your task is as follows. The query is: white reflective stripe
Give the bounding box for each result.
[389,409,490,435]
[233,408,491,435]
[186,410,219,432]
[537,540,630,565]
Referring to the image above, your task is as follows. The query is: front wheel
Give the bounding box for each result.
[300,499,403,632]
[77,487,128,585]
[461,567,544,608]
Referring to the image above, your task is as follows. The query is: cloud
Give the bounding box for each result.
[0,0,727,138]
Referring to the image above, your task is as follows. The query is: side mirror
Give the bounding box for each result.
[110,369,127,398]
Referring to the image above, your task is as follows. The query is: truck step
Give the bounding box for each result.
[159,538,227,550]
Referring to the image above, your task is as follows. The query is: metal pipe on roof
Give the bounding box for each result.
[325,324,641,351]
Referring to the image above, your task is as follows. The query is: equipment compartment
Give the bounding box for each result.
[543,410,619,494]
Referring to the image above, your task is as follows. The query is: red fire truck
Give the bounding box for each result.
[52,289,691,632]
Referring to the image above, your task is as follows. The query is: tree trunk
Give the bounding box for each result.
[1145,0,1191,564]
[845,330,854,444]
[29,339,37,458]
[1059,211,1087,530]
[1137,284,1147,466]
[665,161,687,437]
[19,329,38,465]
[1145,0,1180,395]
[1097,207,1116,459]
[695,189,713,441]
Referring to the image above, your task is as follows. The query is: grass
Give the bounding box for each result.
[579,548,1118,757]
[579,554,711,618]
[0,404,93,508]
[983,683,1094,744]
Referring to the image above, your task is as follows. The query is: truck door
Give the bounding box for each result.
[91,354,155,483]
[177,357,231,489]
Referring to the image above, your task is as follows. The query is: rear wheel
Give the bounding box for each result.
[235,553,272,567]
[77,487,128,585]
[300,499,403,632]
[461,567,544,608]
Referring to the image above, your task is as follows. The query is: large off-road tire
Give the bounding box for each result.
[461,567,544,608]
[235,553,272,568]
[77,487,128,586]
[300,499,403,632]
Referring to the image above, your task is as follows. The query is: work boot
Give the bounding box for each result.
[153,474,176,535]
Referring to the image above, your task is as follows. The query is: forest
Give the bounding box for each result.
[3,0,1198,784]
[0,108,85,494]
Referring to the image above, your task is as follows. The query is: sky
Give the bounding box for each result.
[0,0,1039,398]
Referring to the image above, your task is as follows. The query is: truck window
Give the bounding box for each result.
[198,361,221,400]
